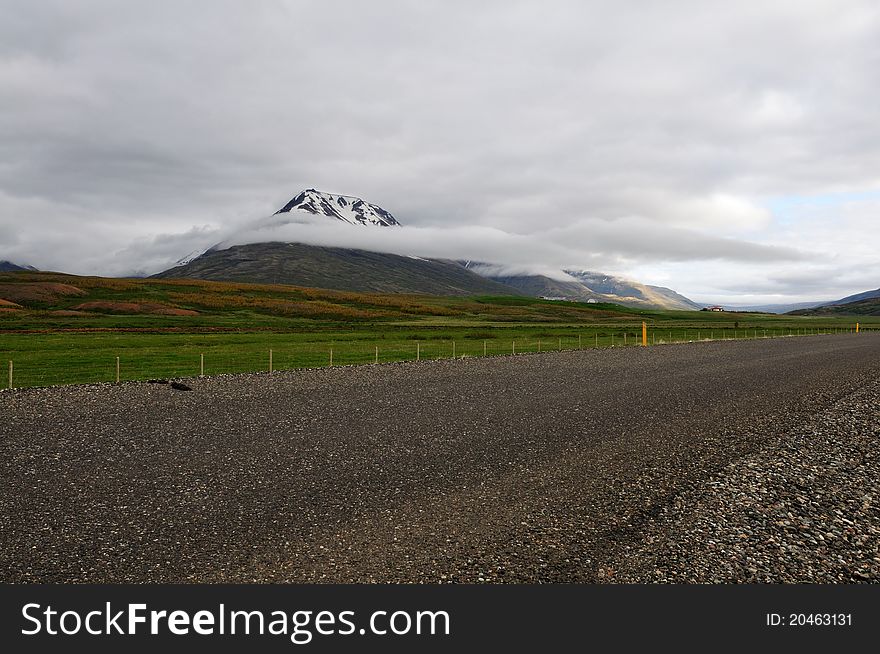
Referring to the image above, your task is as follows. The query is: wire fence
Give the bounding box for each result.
[2,325,873,390]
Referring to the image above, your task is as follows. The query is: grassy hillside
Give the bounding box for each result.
[791,297,880,317]
[154,242,520,297]
[1,271,875,388]
[0,270,640,329]
[475,270,702,310]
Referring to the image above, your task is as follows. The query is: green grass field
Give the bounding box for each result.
[1,272,876,388]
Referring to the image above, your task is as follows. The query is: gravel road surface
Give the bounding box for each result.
[1,334,878,583]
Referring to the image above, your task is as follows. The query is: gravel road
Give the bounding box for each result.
[1,334,878,583]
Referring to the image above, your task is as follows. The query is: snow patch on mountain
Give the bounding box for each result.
[275,189,400,227]
[174,248,210,266]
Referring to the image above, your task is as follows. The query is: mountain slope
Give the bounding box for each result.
[827,287,880,306]
[461,263,701,310]
[790,297,880,317]
[563,270,702,310]
[155,242,521,296]
[789,287,880,316]
[0,260,37,272]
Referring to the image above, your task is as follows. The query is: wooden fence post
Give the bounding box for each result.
[329,348,333,366]
[200,353,204,377]
[484,341,487,356]
[116,356,120,383]
[269,349,273,374]
[8,360,12,390]
[452,340,456,358]
[375,346,379,364]
[417,342,420,361]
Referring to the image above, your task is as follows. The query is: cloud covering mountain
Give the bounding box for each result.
[1,1,878,302]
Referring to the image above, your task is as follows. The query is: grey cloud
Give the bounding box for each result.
[0,1,878,300]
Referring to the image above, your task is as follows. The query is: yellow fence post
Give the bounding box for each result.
[856,322,860,333]
[642,321,647,346]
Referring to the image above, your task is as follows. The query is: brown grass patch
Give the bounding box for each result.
[49,310,88,316]
[0,298,22,308]
[166,292,390,319]
[71,301,199,316]
[0,283,87,305]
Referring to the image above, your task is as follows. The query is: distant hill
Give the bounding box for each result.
[462,265,702,311]
[564,270,702,311]
[154,242,521,296]
[790,288,880,317]
[826,287,880,306]
[0,260,37,272]
[715,300,829,314]
[709,288,880,314]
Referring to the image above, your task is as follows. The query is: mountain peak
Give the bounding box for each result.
[275,189,401,227]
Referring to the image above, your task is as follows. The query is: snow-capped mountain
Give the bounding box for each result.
[275,189,400,227]
[158,188,701,309]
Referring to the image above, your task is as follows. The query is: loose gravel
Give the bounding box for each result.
[612,377,880,583]
[1,333,878,583]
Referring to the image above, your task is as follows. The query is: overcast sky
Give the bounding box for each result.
[1,1,878,303]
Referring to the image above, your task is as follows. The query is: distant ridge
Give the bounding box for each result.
[789,286,880,316]
[0,260,37,272]
[460,263,702,311]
